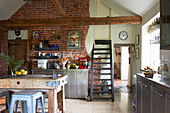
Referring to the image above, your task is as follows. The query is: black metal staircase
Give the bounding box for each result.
[90,40,114,101]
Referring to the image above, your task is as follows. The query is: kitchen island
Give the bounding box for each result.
[136,73,170,113]
[32,69,89,99]
[0,74,67,113]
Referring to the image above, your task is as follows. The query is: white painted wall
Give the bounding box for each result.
[134,2,160,74]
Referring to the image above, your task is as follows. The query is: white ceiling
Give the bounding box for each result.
[109,0,159,16]
[0,0,25,20]
[0,0,159,20]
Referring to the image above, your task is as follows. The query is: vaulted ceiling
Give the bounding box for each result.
[0,0,159,20]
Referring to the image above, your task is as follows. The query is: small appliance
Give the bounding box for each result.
[79,58,88,69]
[38,60,48,69]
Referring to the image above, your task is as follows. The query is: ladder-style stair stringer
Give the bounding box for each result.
[90,40,114,101]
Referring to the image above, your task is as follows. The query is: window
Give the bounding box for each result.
[142,13,160,71]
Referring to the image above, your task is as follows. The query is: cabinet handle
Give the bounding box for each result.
[160,94,163,97]
[144,85,147,87]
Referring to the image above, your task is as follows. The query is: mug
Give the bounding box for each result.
[42,53,46,56]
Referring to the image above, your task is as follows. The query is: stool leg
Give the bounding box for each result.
[27,98,32,113]
[40,96,45,113]
[6,92,10,109]
[21,101,27,113]
[36,98,39,112]
[9,97,15,113]
[15,100,19,113]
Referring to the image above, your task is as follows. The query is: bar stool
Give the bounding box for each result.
[9,91,45,113]
[0,90,10,109]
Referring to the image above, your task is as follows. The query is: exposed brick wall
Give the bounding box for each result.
[10,0,89,19]
[0,28,8,76]
[1,0,90,76]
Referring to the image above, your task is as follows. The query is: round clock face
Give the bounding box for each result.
[119,31,128,40]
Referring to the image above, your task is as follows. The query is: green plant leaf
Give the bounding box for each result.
[0,53,24,71]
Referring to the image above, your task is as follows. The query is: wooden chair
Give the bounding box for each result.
[9,91,45,113]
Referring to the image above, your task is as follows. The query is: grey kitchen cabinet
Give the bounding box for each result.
[65,71,77,98]
[152,87,166,113]
[136,74,170,113]
[76,71,89,98]
[160,0,170,49]
[136,78,142,113]
[166,94,170,113]
[141,82,152,113]
[32,69,89,99]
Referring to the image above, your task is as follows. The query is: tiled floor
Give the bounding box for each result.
[0,93,135,113]
[66,93,135,113]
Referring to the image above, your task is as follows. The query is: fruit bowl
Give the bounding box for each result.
[15,68,28,76]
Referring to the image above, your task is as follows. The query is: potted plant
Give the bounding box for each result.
[0,53,24,76]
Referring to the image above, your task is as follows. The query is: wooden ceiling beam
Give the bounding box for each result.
[51,0,67,17]
[0,16,142,27]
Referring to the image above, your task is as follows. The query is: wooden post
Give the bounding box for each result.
[57,86,65,113]
[48,89,57,113]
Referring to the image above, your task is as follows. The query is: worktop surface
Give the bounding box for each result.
[136,73,170,89]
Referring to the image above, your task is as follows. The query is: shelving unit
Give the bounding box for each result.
[148,24,160,33]
[34,48,59,51]
[34,56,59,59]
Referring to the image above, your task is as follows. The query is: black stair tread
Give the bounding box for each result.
[93,79,111,81]
[93,68,111,70]
[93,73,111,75]
[93,91,112,93]
[95,40,111,44]
[94,48,110,50]
[93,62,111,64]
[94,53,110,54]
[93,58,110,59]
[93,84,111,87]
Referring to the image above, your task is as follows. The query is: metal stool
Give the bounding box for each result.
[0,90,10,109]
[9,91,45,113]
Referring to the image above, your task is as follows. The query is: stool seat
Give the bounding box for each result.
[9,91,45,113]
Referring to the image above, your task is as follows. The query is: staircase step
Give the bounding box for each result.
[93,62,111,64]
[93,91,111,94]
[94,53,110,55]
[95,40,111,45]
[93,79,111,81]
[94,58,110,60]
[94,48,110,50]
[93,73,111,75]
[93,84,111,87]
[93,68,111,70]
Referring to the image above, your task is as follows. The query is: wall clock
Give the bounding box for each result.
[119,31,128,40]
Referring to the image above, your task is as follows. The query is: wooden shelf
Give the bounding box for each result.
[34,56,59,59]
[34,48,59,51]
[148,24,160,33]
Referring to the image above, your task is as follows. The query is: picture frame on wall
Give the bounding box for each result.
[66,31,81,50]
[136,47,139,59]
[135,35,139,45]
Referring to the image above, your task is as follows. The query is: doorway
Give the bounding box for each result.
[114,44,135,92]
[8,39,28,74]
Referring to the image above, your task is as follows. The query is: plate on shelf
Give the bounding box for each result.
[33,31,41,39]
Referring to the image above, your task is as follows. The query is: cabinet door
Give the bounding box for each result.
[137,78,142,113]
[166,94,170,113]
[152,88,165,113]
[160,0,170,49]
[76,71,88,98]
[142,82,151,113]
[65,71,77,98]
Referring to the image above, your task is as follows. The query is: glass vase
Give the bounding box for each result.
[11,69,16,76]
